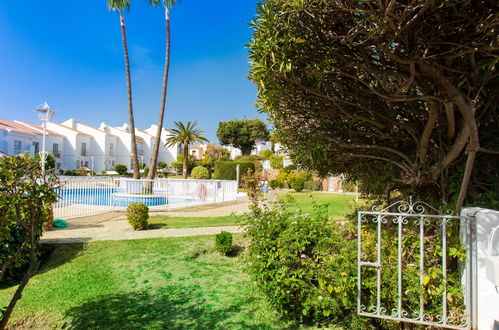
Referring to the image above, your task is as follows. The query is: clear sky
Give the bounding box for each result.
[0,0,264,142]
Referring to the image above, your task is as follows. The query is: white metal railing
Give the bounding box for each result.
[53,177,238,219]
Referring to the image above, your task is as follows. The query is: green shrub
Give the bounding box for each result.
[115,164,128,176]
[259,149,274,160]
[304,180,322,191]
[157,161,167,169]
[240,201,363,325]
[191,166,210,179]
[215,231,233,255]
[212,161,255,180]
[143,167,149,177]
[277,167,293,186]
[0,155,59,287]
[269,179,280,189]
[171,154,196,175]
[269,155,284,169]
[341,180,356,192]
[126,203,149,230]
[290,173,311,192]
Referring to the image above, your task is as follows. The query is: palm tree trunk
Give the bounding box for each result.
[119,11,140,179]
[183,145,188,179]
[148,6,171,180]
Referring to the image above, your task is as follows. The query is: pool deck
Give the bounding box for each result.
[42,199,251,244]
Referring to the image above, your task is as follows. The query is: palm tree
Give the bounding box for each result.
[165,121,209,179]
[146,0,179,181]
[108,0,140,179]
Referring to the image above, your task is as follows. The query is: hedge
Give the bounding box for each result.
[212,161,255,180]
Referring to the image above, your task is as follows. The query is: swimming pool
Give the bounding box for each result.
[56,188,192,207]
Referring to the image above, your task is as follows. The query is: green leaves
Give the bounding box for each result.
[240,199,359,324]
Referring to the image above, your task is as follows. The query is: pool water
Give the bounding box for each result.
[56,188,191,207]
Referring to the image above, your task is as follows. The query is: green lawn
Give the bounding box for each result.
[277,191,357,219]
[148,215,238,229]
[0,236,285,329]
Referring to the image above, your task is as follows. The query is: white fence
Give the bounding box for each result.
[53,177,239,219]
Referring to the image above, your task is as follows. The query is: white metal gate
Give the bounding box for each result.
[357,198,477,329]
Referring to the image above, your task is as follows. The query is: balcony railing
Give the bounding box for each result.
[53,152,61,158]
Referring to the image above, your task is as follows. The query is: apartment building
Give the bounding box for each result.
[0,117,179,173]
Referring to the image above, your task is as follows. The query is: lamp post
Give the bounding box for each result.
[35,102,56,173]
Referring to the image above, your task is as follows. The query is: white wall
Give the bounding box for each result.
[462,207,499,329]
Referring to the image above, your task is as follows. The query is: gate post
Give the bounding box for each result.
[468,213,478,330]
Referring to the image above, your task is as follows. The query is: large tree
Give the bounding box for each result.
[165,121,209,179]
[147,0,180,180]
[108,0,140,179]
[217,118,269,155]
[249,0,498,210]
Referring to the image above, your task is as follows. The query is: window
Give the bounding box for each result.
[57,163,61,169]
[32,142,39,154]
[109,143,114,155]
[84,161,89,167]
[53,143,60,157]
[81,142,87,156]
[13,140,22,155]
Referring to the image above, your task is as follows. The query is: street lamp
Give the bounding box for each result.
[35,102,56,173]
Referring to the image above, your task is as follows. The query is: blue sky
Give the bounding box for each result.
[0,0,264,142]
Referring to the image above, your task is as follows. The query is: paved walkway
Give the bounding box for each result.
[42,199,250,244]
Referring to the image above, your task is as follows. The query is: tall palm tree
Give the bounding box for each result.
[165,121,209,179]
[146,0,179,181]
[108,0,140,179]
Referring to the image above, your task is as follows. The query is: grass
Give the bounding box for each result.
[277,191,357,219]
[0,236,285,329]
[148,215,238,229]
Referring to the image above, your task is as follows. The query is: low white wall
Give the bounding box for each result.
[462,207,499,330]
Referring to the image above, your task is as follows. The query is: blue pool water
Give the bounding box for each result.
[56,188,191,207]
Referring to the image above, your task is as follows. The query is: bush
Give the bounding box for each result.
[269,179,280,189]
[235,155,263,172]
[126,203,149,230]
[115,164,128,176]
[269,155,284,169]
[241,201,362,325]
[277,167,293,186]
[157,161,167,169]
[342,180,356,192]
[212,161,255,180]
[171,154,196,175]
[259,149,274,160]
[191,166,210,179]
[215,231,233,255]
[0,154,59,325]
[290,173,312,192]
[304,180,322,191]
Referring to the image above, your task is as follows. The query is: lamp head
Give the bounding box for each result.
[35,102,56,122]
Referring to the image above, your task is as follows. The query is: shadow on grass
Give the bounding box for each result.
[64,285,271,329]
[0,243,85,289]
[37,243,85,276]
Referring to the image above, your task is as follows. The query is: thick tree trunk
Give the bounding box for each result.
[183,145,188,179]
[119,12,140,179]
[148,6,171,181]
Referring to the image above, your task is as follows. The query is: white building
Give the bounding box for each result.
[0,116,179,174]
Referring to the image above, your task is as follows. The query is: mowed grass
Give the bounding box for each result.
[277,191,357,219]
[148,215,238,229]
[0,236,284,329]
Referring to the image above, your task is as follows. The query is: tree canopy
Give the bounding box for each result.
[249,0,498,209]
[217,118,270,155]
